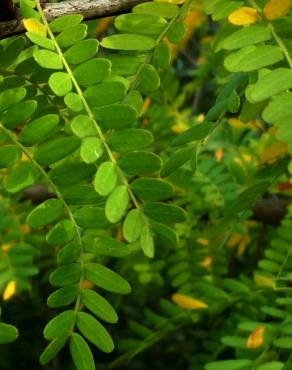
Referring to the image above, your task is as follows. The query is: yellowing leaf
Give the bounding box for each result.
[246,326,266,349]
[23,18,47,36]
[197,238,209,245]
[3,281,17,301]
[228,7,259,26]
[264,0,292,20]
[260,141,288,163]
[1,243,12,252]
[254,274,276,289]
[200,256,213,268]
[21,224,31,235]
[171,293,208,310]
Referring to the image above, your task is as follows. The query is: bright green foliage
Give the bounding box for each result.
[1,0,292,370]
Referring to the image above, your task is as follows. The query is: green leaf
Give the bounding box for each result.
[47,286,80,308]
[74,58,111,86]
[49,263,81,287]
[171,122,214,146]
[140,225,154,258]
[33,49,63,70]
[70,333,95,370]
[105,185,129,223]
[48,72,72,96]
[0,323,18,344]
[84,262,131,294]
[50,162,95,186]
[58,241,81,265]
[94,162,117,196]
[27,199,63,228]
[119,151,161,175]
[93,104,137,129]
[46,220,75,246]
[50,14,83,32]
[0,145,21,169]
[108,54,144,76]
[161,147,193,177]
[93,236,135,258]
[115,13,167,36]
[76,312,114,353]
[85,81,126,107]
[44,310,75,340]
[206,359,252,370]
[4,161,38,193]
[133,2,179,18]
[26,32,54,50]
[138,64,160,92]
[19,114,60,146]
[101,34,156,51]
[221,336,247,349]
[262,92,292,123]
[80,137,103,164]
[56,24,87,48]
[108,128,153,152]
[273,337,292,349]
[34,136,81,166]
[74,207,110,229]
[222,25,271,50]
[131,178,174,201]
[64,92,84,112]
[123,209,144,242]
[1,99,37,130]
[167,21,185,44]
[65,39,99,65]
[153,42,171,69]
[81,289,118,323]
[256,362,284,370]
[144,202,186,223]
[224,45,283,72]
[40,335,68,365]
[0,87,26,112]
[151,221,177,247]
[71,115,96,138]
[247,68,292,102]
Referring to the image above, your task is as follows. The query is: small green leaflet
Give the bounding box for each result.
[27,199,63,228]
[94,162,117,196]
[101,34,156,51]
[76,312,114,353]
[44,310,76,340]
[224,45,283,72]
[84,263,131,294]
[140,225,155,258]
[81,288,118,323]
[33,49,63,70]
[48,72,72,96]
[70,333,95,370]
[123,209,144,242]
[80,137,103,164]
[0,323,18,344]
[105,185,129,223]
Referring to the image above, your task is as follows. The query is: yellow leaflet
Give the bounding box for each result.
[254,274,276,289]
[172,122,189,133]
[21,224,31,235]
[23,18,47,36]
[2,243,12,252]
[264,0,292,20]
[96,17,113,36]
[246,326,266,349]
[228,117,245,129]
[3,281,16,301]
[228,7,259,26]
[171,293,208,310]
[260,141,288,163]
[197,238,209,245]
[200,256,213,268]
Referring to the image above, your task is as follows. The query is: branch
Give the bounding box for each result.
[0,0,148,39]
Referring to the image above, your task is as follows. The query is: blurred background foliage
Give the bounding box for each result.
[1,0,292,369]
